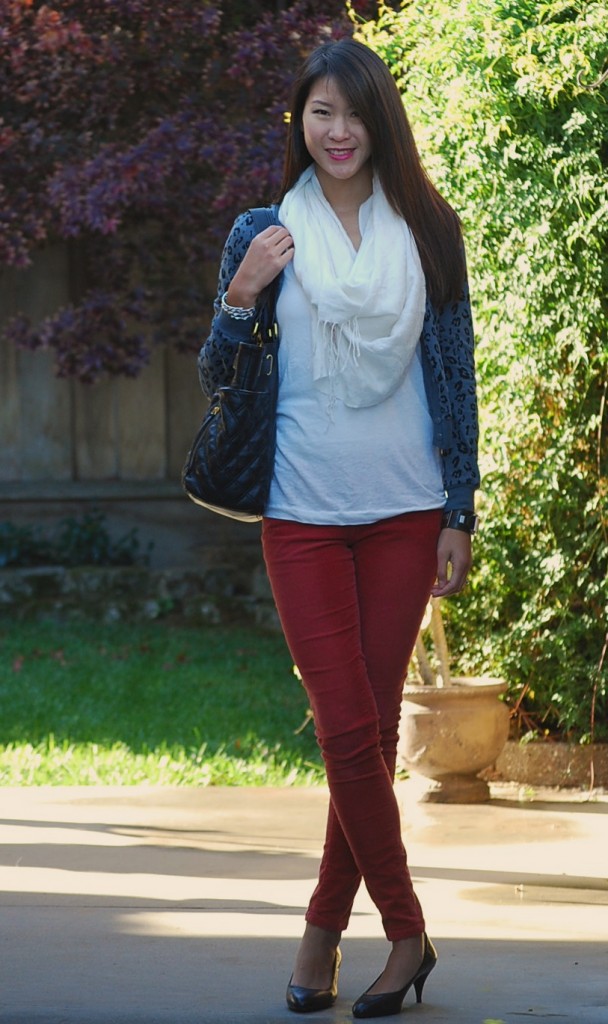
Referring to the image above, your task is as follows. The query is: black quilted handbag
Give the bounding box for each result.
[182,209,280,522]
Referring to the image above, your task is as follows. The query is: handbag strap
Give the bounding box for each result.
[250,206,279,233]
[249,206,281,337]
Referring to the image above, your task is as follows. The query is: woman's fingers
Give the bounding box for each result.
[431,530,472,598]
[227,227,294,306]
[250,225,295,267]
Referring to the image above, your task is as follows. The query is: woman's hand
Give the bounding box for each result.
[431,529,472,598]
[226,226,294,309]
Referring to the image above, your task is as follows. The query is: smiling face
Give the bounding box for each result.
[301,76,373,194]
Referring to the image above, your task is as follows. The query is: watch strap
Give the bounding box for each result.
[441,509,479,535]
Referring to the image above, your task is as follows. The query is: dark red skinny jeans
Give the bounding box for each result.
[261,509,441,941]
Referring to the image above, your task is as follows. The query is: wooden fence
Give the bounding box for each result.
[0,245,262,570]
[0,244,204,486]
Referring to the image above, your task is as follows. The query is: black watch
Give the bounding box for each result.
[441,509,479,535]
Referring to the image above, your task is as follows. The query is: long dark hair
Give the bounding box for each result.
[278,37,465,306]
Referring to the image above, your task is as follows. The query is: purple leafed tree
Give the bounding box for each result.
[0,0,373,381]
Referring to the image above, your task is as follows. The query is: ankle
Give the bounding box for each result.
[291,926,341,990]
[301,922,341,953]
[366,934,424,996]
[392,934,423,958]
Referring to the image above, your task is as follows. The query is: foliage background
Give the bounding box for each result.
[0,0,363,379]
[359,0,607,741]
[1,0,606,742]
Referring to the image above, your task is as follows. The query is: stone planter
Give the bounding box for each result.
[399,677,510,803]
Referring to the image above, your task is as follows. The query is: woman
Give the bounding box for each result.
[199,37,479,1019]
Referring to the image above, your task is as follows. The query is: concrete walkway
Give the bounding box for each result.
[0,781,606,1023]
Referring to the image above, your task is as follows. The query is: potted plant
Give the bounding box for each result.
[398,598,510,803]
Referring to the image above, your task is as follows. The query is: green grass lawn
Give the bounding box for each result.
[0,619,324,786]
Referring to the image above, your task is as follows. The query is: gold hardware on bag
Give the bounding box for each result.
[253,320,278,347]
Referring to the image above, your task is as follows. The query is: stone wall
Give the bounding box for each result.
[0,560,280,633]
[488,740,608,790]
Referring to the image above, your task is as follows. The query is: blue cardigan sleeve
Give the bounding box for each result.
[421,279,480,510]
[197,212,260,397]
[438,283,480,509]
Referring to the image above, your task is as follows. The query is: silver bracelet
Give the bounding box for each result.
[221,291,256,320]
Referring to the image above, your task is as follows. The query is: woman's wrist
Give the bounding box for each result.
[225,283,259,311]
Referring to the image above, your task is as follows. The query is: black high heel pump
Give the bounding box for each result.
[286,947,342,1014]
[352,933,437,1019]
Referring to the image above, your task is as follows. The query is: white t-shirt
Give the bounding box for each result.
[265,260,445,526]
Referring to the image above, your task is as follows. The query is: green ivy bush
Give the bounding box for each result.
[359,1,607,741]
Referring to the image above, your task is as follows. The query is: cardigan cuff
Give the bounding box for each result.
[215,307,256,342]
[444,485,476,512]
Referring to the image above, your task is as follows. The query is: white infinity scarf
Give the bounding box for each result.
[279,166,426,408]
